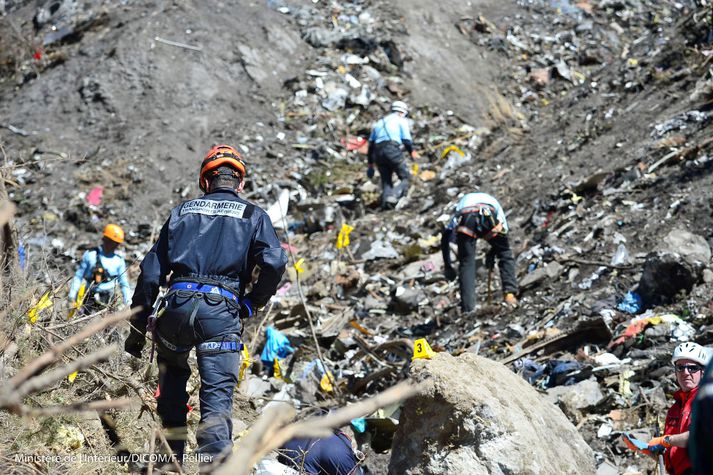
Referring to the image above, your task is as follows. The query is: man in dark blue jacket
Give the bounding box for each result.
[124,144,287,469]
[278,431,363,475]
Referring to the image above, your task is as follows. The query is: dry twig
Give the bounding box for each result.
[26,397,135,416]
[9,307,135,387]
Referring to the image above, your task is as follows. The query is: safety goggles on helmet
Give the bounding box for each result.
[199,145,246,192]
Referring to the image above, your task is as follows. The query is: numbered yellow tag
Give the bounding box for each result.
[294,258,305,274]
[273,357,283,380]
[68,371,79,383]
[28,290,53,324]
[412,338,436,360]
[239,346,251,382]
[320,372,334,393]
[336,223,355,250]
[411,163,419,175]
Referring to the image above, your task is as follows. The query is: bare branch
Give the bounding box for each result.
[14,345,118,399]
[156,429,186,475]
[24,397,136,416]
[9,307,136,387]
[0,345,120,413]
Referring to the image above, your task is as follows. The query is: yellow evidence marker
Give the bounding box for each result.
[412,338,436,360]
[239,345,251,382]
[273,357,284,380]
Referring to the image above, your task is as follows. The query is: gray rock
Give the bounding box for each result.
[545,378,605,420]
[660,230,711,265]
[364,294,387,310]
[362,239,399,260]
[243,375,271,399]
[520,267,549,288]
[395,253,444,281]
[596,460,618,475]
[392,286,427,313]
[389,353,596,475]
[520,261,564,289]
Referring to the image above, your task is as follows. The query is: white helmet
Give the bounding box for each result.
[391,100,409,115]
[672,342,711,367]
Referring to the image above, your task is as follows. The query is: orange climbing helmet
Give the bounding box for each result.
[103,224,124,244]
[199,144,246,192]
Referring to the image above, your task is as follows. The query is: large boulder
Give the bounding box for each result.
[388,353,596,475]
[659,230,711,266]
[637,251,700,307]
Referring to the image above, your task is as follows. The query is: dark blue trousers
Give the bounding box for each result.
[456,233,518,312]
[155,292,242,464]
[374,142,410,209]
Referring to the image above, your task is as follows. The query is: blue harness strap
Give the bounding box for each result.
[196,340,243,352]
[157,333,243,353]
[169,282,239,303]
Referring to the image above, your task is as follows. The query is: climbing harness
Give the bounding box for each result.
[148,277,245,359]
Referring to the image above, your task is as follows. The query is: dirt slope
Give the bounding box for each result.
[1,0,713,474]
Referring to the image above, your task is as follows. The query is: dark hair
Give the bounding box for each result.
[208,165,242,191]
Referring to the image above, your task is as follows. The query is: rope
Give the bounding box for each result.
[273,186,341,397]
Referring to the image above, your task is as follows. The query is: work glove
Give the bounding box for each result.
[124,325,146,359]
[240,298,254,320]
[647,436,671,452]
[366,166,375,179]
[444,266,457,282]
[621,433,661,457]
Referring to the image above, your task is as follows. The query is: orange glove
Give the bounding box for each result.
[621,433,659,457]
[647,435,672,452]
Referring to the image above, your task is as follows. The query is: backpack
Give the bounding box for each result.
[91,247,109,284]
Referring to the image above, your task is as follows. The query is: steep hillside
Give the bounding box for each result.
[1,0,713,474]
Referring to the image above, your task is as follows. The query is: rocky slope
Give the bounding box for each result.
[1,0,713,473]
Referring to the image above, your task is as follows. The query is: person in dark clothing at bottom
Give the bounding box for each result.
[441,192,518,313]
[278,431,363,475]
[688,350,713,475]
[124,144,287,471]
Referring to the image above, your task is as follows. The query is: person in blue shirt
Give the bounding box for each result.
[68,224,131,313]
[367,101,418,209]
[440,192,518,312]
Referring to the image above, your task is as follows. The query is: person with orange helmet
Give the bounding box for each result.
[124,144,287,470]
[68,223,131,312]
